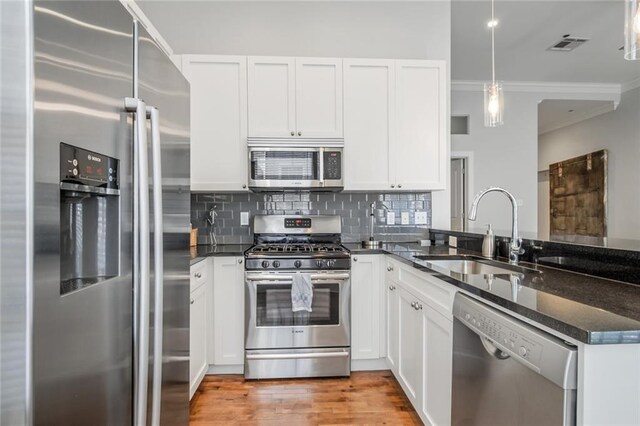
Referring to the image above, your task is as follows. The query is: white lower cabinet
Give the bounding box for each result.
[385,256,455,426]
[350,255,383,361]
[189,260,209,399]
[210,256,245,367]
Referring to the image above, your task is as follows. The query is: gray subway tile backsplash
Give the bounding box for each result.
[191,191,432,245]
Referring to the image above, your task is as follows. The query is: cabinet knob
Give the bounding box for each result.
[353,257,357,262]
[194,272,201,278]
[242,184,247,189]
[418,303,423,310]
[387,266,393,272]
[410,301,416,308]
[238,258,243,264]
[298,131,302,136]
[391,184,395,188]
[388,285,395,291]
[291,131,295,136]
[190,298,195,305]
[398,184,402,188]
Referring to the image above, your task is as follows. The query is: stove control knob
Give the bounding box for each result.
[316,260,323,268]
[327,259,336,268]
[261,261,270,269]
[273,261,280,268]
[294,260,302,269]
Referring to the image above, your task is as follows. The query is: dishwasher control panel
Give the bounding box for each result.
[458,299,543,369]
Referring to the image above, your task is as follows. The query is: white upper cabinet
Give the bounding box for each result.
[343,59,447,191]
[295,58,343,138]
[182,55,249,192]
[394,60,447,191]
[344,59,394,191]
[247,57,296,138]
[248,57,343,139]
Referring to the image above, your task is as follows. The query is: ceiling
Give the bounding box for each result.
[452,0,640,84]
[538,99,615,135]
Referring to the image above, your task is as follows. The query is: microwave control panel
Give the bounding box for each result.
[60,142,119,189]
[323,151,342,180]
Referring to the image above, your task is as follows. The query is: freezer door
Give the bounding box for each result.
[136,23,191,426]
[32,2,134,425]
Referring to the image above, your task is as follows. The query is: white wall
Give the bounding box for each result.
[137,1,451,60]
[138,0,452,228]
[451,89,539,234]
[538,86,640,240]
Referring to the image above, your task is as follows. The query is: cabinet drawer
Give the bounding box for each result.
[385,258,401,282]
[398,265,455,317]
[190,259,208,292]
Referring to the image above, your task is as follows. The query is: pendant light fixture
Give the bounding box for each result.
[625,0,640,60]
[484,0,504,127]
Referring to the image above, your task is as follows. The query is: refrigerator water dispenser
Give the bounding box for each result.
[59,143,120,295]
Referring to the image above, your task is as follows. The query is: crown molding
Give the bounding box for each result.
[452,80,622,95]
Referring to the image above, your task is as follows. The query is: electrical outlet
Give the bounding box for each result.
[415,211,427,225]
[449,236,458,247]
[386,211,395,225]
[401,212,410,225]
[240,211,249,226]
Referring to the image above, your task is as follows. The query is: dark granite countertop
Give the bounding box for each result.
[344,242,640,345]
[190,244,252,265]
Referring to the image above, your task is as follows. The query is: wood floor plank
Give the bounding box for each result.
[190,371,421,425]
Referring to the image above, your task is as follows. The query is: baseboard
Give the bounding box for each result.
[351,358,389,371]
[206,364,244,375]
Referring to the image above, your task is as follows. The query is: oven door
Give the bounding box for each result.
[245,271,350,349]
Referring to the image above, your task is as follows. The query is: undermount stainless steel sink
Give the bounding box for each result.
[413,255,540,275]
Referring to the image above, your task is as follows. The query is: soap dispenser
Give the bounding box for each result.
[482,224,495,258]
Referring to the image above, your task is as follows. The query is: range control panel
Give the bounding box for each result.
[60,143,119,189]
[284,218,312,228]
[458,300,543,368]
[323,151,342,180]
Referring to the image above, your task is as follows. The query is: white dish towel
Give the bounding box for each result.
[291,273,313,312]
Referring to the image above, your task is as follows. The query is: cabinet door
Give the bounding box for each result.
[295,58,343,138]
[386,279,399,373]
[212,256,245,365]
[351,255,381,360]
[248,57,296,138]
[189,284,207,399]
[421,306,453,426]
[182,56,248,192]
[394,60,447,190]
[344,60,394,191]
[397,286,424,408]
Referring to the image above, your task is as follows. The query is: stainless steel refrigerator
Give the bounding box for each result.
[0,1,190,425]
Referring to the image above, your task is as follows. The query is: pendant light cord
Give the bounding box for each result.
[491,0,496,84]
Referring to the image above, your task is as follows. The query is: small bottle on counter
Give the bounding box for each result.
[482,224,495,258]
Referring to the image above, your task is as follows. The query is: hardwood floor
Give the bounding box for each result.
[190,371,421,425]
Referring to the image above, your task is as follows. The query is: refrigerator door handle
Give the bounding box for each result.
[125,97,151,426]
[147,105,164,426]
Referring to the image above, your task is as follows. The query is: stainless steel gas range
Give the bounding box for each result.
[244,215,351,379]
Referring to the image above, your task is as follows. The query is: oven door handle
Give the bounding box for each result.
[246,351,350,360]
[246,273,350,282]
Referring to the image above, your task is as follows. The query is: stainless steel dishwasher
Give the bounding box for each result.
[452,293,578,426]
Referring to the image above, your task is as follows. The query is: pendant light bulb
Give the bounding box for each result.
[484,0,504,127]
[625,0,640,60]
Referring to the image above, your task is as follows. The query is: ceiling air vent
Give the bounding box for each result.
[547,35,590,52]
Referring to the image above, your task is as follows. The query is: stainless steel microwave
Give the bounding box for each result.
[248,146,344,191]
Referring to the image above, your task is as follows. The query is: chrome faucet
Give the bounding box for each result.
[468,187,523,265]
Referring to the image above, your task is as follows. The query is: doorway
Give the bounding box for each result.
[451,158,467,231]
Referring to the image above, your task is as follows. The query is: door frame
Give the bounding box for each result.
[450,151,474,231]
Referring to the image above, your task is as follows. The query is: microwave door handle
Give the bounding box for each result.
[147,106,163,426]
[125,97,150,426]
